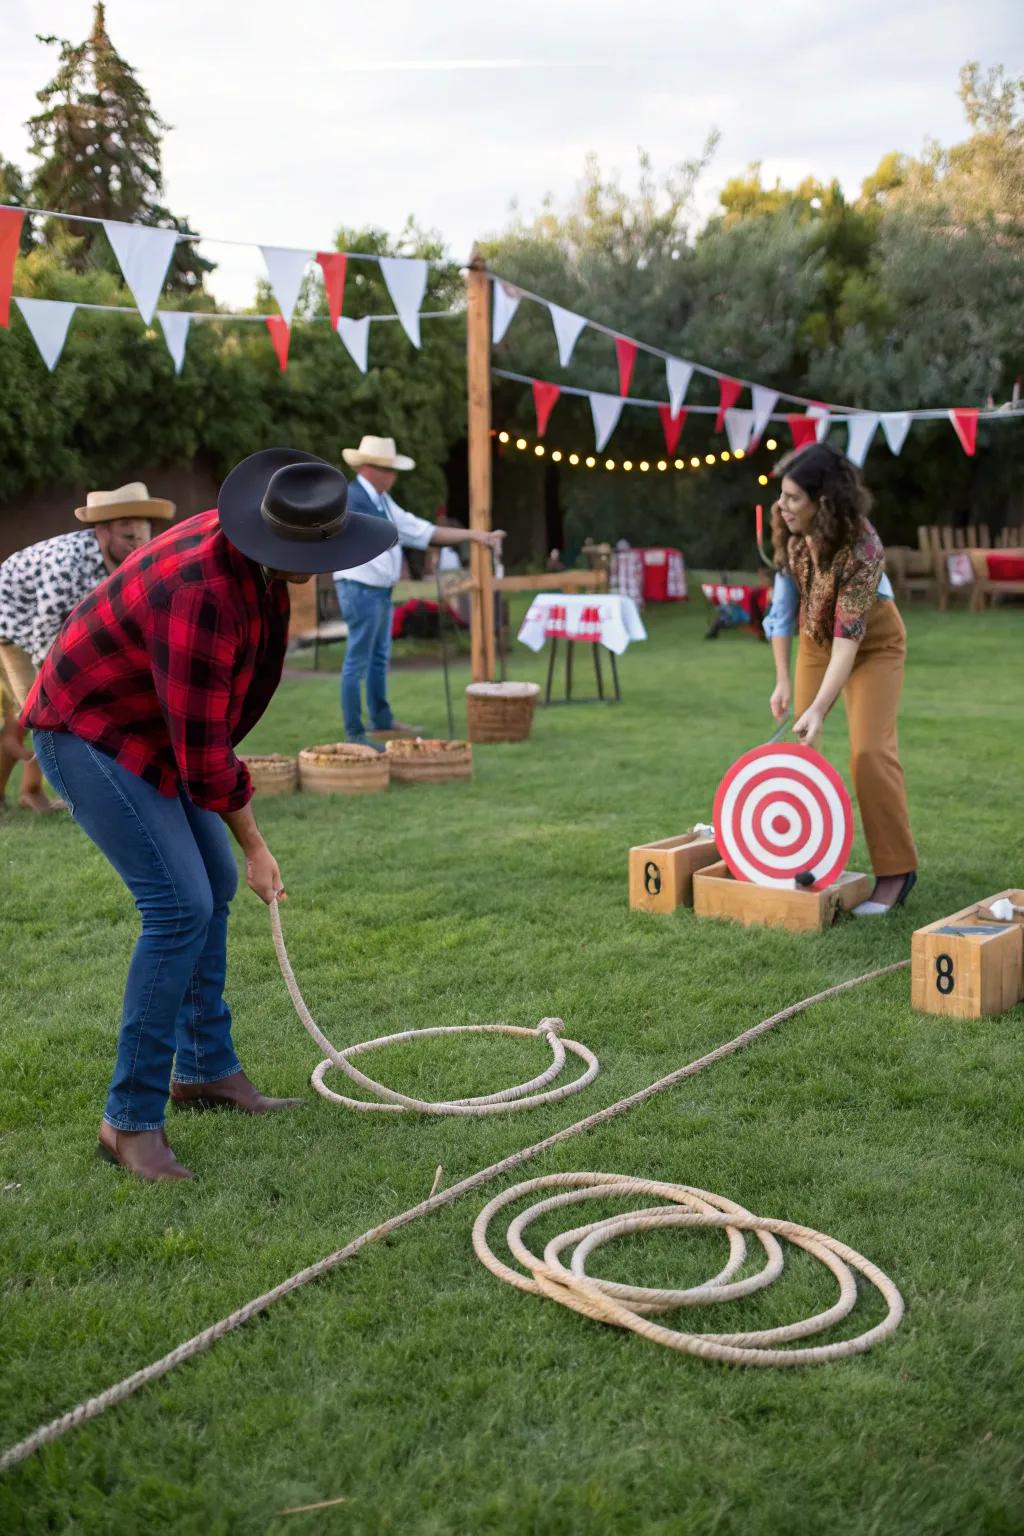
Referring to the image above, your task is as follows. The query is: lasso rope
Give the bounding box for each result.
[0,920,908,1475]
[473,1173,904,1365]
[270,902,599,1113]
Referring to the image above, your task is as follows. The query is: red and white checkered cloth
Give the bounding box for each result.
[519,594,647,656]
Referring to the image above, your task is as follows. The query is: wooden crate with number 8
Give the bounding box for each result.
[911,889,1024,1019]
[628,830,719,914]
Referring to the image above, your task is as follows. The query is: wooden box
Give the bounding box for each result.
[693,860,872,933]
[629,831,719,914]
[911,889,1024,1019]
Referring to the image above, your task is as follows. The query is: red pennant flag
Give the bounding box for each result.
[532,379,561,438]
[316,251,348,328]
[658,404,688,456]
[787,415,818,450]
[615,336,637,397]
[266,316,291,372]
[949,408,978,456]
[0,208,25,329]
[715,376,742,433]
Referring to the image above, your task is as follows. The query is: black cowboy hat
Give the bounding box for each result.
[217,447,399,574]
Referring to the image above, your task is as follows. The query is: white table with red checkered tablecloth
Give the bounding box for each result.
[517,593,647,704]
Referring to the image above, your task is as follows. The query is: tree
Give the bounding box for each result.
[0,156,36,254]
[27,2,211,291]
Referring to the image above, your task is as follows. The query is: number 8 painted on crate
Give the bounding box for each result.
[935,954,955,995]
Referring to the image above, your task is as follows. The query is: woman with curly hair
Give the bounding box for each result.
[763,442,917,914]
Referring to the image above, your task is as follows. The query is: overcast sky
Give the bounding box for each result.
[1,0,1019,306]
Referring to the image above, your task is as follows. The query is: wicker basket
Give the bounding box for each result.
[465,682,540,743]
[385,738,473,784]
[297,743,390,796]
[240,754,298,797]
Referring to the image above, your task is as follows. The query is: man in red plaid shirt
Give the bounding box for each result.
[21,448,398,1182]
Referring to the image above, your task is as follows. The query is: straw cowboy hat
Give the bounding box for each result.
[75,482,176,524]
[342,435,416,473]
[217,447,398,575]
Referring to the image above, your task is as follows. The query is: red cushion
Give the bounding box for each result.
[986,553,1024,581]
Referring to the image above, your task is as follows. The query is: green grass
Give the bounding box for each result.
[1,596,1023,1536]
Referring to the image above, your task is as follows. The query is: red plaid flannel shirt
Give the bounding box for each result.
[23,510,290,813]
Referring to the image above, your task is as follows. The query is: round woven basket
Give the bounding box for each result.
[297,743,390,796]
[240,754,298,797]
[385,738,473,784]
[465,682,540,743]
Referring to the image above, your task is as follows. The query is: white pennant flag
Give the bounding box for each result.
[806,404,831,442]
[724,408,755,456]
[549,303,587,368]
[666,357,694,415]
[751,384,779,442]
[260,246,313,328]
[492,281,521,345]
[337,315,370,373]
[589,391,624,452]
[380,257,428,348]
[881,412,912,456]
[102,221,179,323]
[845,413,880,468]
[15,297,76,371]
[158,312,191,375]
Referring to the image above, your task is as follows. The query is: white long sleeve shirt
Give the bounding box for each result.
[333,476,434,588]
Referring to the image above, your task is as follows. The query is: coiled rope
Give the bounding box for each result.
[0,925,908,1475]
[473,1173,904,1365]
[270,900,599,1112]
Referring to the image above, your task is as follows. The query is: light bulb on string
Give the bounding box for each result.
[586,457,596,468]
[758,474,769,486]
[766,438,777,451]
[690,456,700,468]
[535,444,545,456]
[605,459,616,470]
[623,460,633,471]
[516,438,527,450]
[657,460,667,471]
[498,431,510,444]
[569,453,579,465]
[551,450,562,463]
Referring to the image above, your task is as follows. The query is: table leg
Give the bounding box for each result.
[593,644,605,700]
[545,638,558,705]
[610,650,621,702]
[566,639,574,701]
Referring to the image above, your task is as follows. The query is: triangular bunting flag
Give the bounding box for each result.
[949,408,979,456]
[666,357,694,415]
[158,311,191,375]
[532,379,560,438]
[260,246,313,328]
[590,391,624,453]
[492,280,521,345]
[724,408,755,456]
[337,315,370,373]
[880,412,911,456]
[658,405,687,456]
[751,384,779,443]
[845,413,880,468]
[715,377,743,433]
[787,415,819,450]
[0,207,25,328]
[266,315,291,372]
[102,220,179,323]
[549,303,587,368]
[316,252,348,328]
[15,297,76,371]
[615,336,637,396]
[806,403,831,443]
[380,256,428,348]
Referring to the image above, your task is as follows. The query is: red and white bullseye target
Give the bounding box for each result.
[712,744,853,891]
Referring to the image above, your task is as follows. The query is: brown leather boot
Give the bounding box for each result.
[170,1069,304,1115]
[97,1122,194,1181]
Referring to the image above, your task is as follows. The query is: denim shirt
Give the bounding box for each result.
[762,569,894,639]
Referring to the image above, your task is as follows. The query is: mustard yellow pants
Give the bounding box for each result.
[794,600,917,877]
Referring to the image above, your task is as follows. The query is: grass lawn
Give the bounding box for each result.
[1,594,1022,1536]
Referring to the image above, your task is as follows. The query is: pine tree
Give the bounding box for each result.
[27,3,211,291]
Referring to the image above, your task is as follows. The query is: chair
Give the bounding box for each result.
[886,547,937,605]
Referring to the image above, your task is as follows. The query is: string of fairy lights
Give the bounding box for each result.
[494,429,780,488]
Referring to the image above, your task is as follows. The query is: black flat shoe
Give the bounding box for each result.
[851,870,917,917]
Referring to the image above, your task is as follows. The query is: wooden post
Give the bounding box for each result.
[466,246,495,682]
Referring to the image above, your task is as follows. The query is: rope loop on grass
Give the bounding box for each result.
[473,1172,905,1365]
[270,901,599,1115]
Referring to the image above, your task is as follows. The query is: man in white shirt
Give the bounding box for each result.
[335,436,504,745]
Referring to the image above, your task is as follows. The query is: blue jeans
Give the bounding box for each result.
[336,579,394,740]
[34,730,242,1131]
